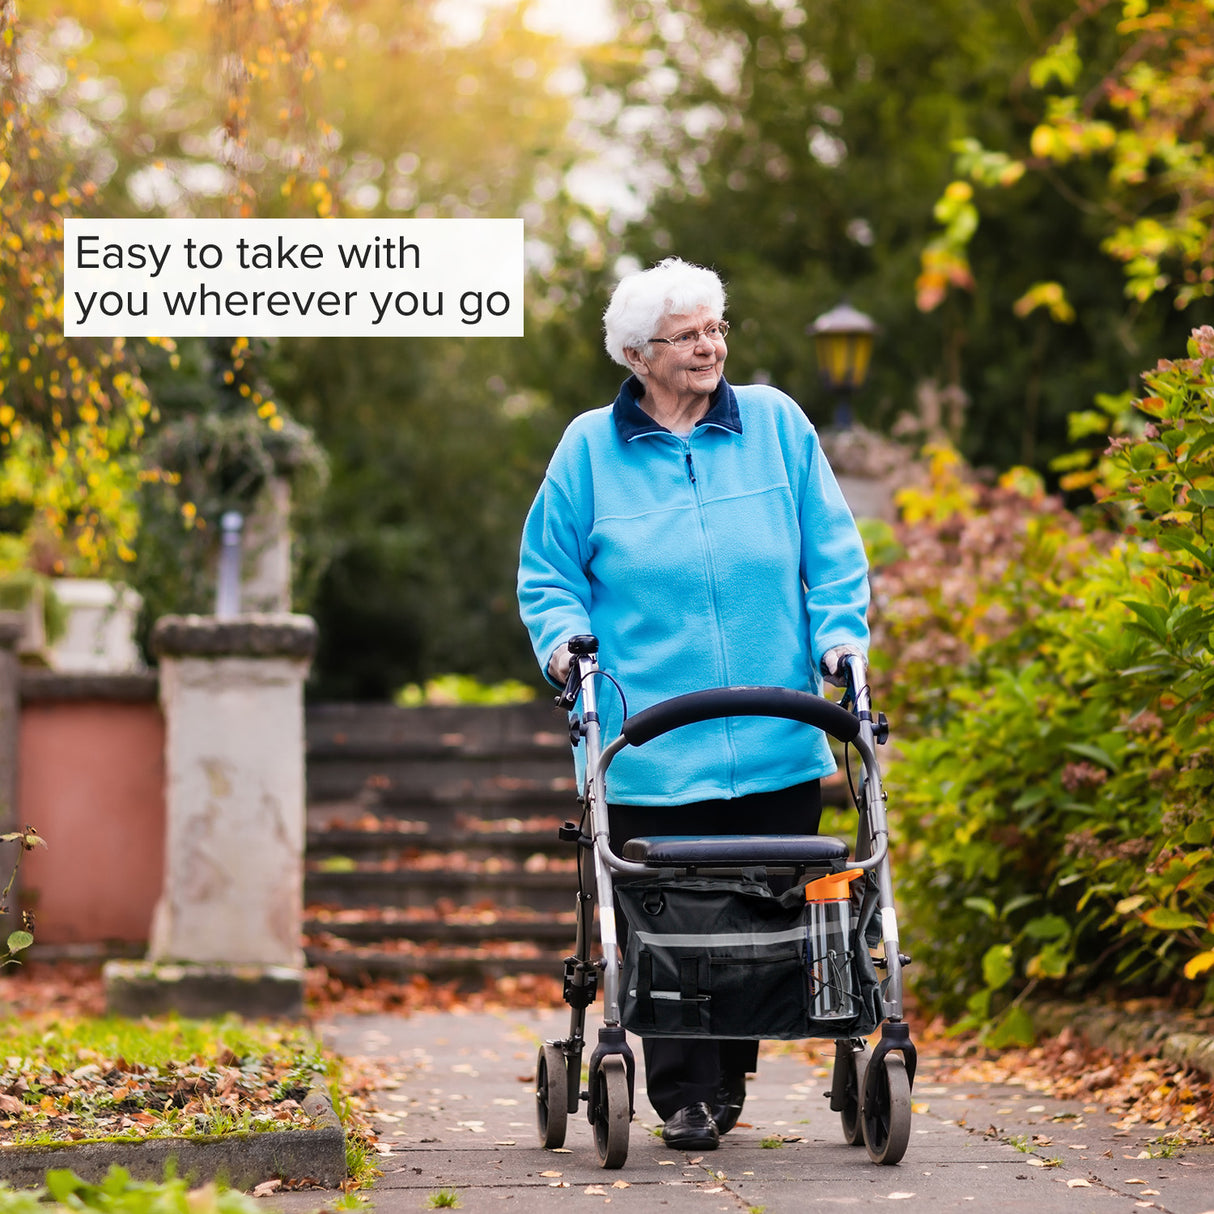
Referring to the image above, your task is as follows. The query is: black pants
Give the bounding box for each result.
[608,780,823,1121]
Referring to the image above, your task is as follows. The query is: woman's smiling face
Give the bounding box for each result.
[639,304,727,406]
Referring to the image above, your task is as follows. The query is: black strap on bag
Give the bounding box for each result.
[637,953,655,1027]
[680,957,702,1028]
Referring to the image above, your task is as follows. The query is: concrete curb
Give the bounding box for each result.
[102,960,306,1021]
[0,1087,346,1191]
[1032,1000,1214,1080]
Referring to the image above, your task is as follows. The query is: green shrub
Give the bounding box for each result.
[870,331,1214,1039]
[393,674,536,707]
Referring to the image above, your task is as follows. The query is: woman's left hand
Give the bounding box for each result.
[821,645,865,688]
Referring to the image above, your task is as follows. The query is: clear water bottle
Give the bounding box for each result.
[805,869,861,1020]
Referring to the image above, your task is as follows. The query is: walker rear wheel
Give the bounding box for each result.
[834,1041,870,1146]
[591,1055,630,1169]
[861,1052,911,1165]
[536,1043,568,1149]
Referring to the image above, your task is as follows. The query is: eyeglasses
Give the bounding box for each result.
[648,320,730,348]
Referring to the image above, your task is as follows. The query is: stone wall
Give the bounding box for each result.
[16,671,165,948]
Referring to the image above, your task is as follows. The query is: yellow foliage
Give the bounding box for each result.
[1183,951,1214,980]
[894,442,979,524]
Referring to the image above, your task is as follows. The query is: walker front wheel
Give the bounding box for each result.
[834,1041,870,1146]
[861,1052,911,1165]
[536,1043,568,1149]
[591,1055,630,1169]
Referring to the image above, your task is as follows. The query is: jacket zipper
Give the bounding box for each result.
[680,434,739,788]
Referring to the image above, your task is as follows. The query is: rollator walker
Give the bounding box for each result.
[535,635,916,1168]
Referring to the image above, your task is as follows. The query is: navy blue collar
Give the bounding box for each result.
[612,375,743,441]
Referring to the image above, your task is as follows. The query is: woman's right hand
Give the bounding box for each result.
[548,642,573,683]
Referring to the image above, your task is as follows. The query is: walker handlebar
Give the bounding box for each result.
[619,686,861,748]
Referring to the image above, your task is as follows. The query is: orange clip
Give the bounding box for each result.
[804,868,863,902]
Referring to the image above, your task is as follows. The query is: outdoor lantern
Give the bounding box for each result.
[808,301,878,428]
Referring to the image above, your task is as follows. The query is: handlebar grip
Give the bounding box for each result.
[620,686,861,748]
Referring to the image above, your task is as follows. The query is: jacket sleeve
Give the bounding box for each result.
[517,468,594,686]
[797,427,871,672]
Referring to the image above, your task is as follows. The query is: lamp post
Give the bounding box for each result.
[808,301,877,429]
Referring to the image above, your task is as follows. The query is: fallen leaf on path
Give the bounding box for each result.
[1066,1179,1091,1188]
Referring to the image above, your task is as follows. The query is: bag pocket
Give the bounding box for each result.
[619,881,815,1039]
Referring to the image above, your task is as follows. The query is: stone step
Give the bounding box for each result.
[306,824,571,860]
[305,909,578,947]
[305,761,576,809]
[305,780,578,828]
[307,701,569,756]
[303,866,578,913]
[304,944,565,986]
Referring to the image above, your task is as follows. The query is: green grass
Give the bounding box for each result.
[1147,1134,1185,1159]
[0,1013,384,1192]
[425,1192,460,1210]
[0,1014,328,1147]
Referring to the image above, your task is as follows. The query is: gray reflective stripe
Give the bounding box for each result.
[634,928,805,948]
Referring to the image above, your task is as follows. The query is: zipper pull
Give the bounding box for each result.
[685,450,696,483]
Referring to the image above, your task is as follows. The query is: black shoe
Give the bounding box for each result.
[712,1072,746,1135]
[662,1101,720,1150]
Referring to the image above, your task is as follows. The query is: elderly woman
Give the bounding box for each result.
[517,256,869,1152]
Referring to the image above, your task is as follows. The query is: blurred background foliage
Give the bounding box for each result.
[3,0,1208,696]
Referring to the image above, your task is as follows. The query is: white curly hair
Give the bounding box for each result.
[602,257,727,368]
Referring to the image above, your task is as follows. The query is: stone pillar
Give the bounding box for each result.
[104,613,316,1018]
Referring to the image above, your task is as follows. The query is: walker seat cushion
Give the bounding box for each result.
[620,833,850,867]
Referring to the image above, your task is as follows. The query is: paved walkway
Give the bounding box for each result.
[260,1007,1214,1214]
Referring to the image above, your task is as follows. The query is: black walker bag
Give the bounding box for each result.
[617,874,883,1041]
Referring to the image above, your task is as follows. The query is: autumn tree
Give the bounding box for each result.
[0,1,153,581]
[2,0,592,695]
[918,0,1214,458]
[585,0,1195,472]
[1,0,340,605]
[261,1,601,695]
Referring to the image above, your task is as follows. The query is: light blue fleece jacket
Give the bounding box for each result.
[517,375,870,806]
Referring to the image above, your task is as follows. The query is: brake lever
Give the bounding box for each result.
[555,664,583,711]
